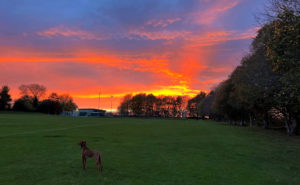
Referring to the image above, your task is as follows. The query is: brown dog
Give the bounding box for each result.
[78,140,103,173]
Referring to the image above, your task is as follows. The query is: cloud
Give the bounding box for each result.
[0,52,183,80]
[37,25,106,40]
[145,18,182,28]
[192,0,240,24]
[185,27,258,48]
[37,24,189,41]
[127,29,190,40]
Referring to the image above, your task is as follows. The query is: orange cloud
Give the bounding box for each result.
[185,27,258,48]
[0,54,183,80]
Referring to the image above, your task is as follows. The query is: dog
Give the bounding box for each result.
[77,140,103,173]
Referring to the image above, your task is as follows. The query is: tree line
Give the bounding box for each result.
[209,0,300,135]
[118,94,186,118]
[0,84,77,114]
[118,92,212,118]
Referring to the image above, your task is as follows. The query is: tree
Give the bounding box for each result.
[0,86,12,110]
[231,53,281,127]
[13,96,35,112]
[118,94,132,116]
[58,94,77,111]
[254,1,300,134]
[264,0,300,19]
[154,96,164,117]
[266,10,300,72]
[197,91,215,119]
[212,79,241,123]
[38,93,77,115]
[172,96,184,118]
[19,84,46,107]
[145,94,156,117]
[38,99,61,114]
[130,94,147,116]
[187,92,206,118]
[160,96,173,117]
[264,8,300,134]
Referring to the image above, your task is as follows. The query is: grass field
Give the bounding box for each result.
[0,113,299,185]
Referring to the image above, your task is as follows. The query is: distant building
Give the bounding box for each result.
[76,108,106,117]
[61,111,73,116]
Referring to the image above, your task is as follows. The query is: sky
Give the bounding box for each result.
[0,0,266,111]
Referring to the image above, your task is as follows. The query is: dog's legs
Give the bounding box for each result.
[98,164,102,173]
[82,156,86,170]
[96,154,102,173]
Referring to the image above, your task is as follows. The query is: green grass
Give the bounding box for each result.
[0,113,299,185]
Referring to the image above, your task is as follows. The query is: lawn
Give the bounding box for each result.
[0,113,299,185]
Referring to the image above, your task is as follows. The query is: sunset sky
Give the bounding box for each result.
[0,0,266,111]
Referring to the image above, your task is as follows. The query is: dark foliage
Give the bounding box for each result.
[210,1,300,135]
[12,86,77,114]
[13,96,35,112]
[0,86,12,110]
[37,93,77,115]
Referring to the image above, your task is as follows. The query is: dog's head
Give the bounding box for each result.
[78,140,86,148]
